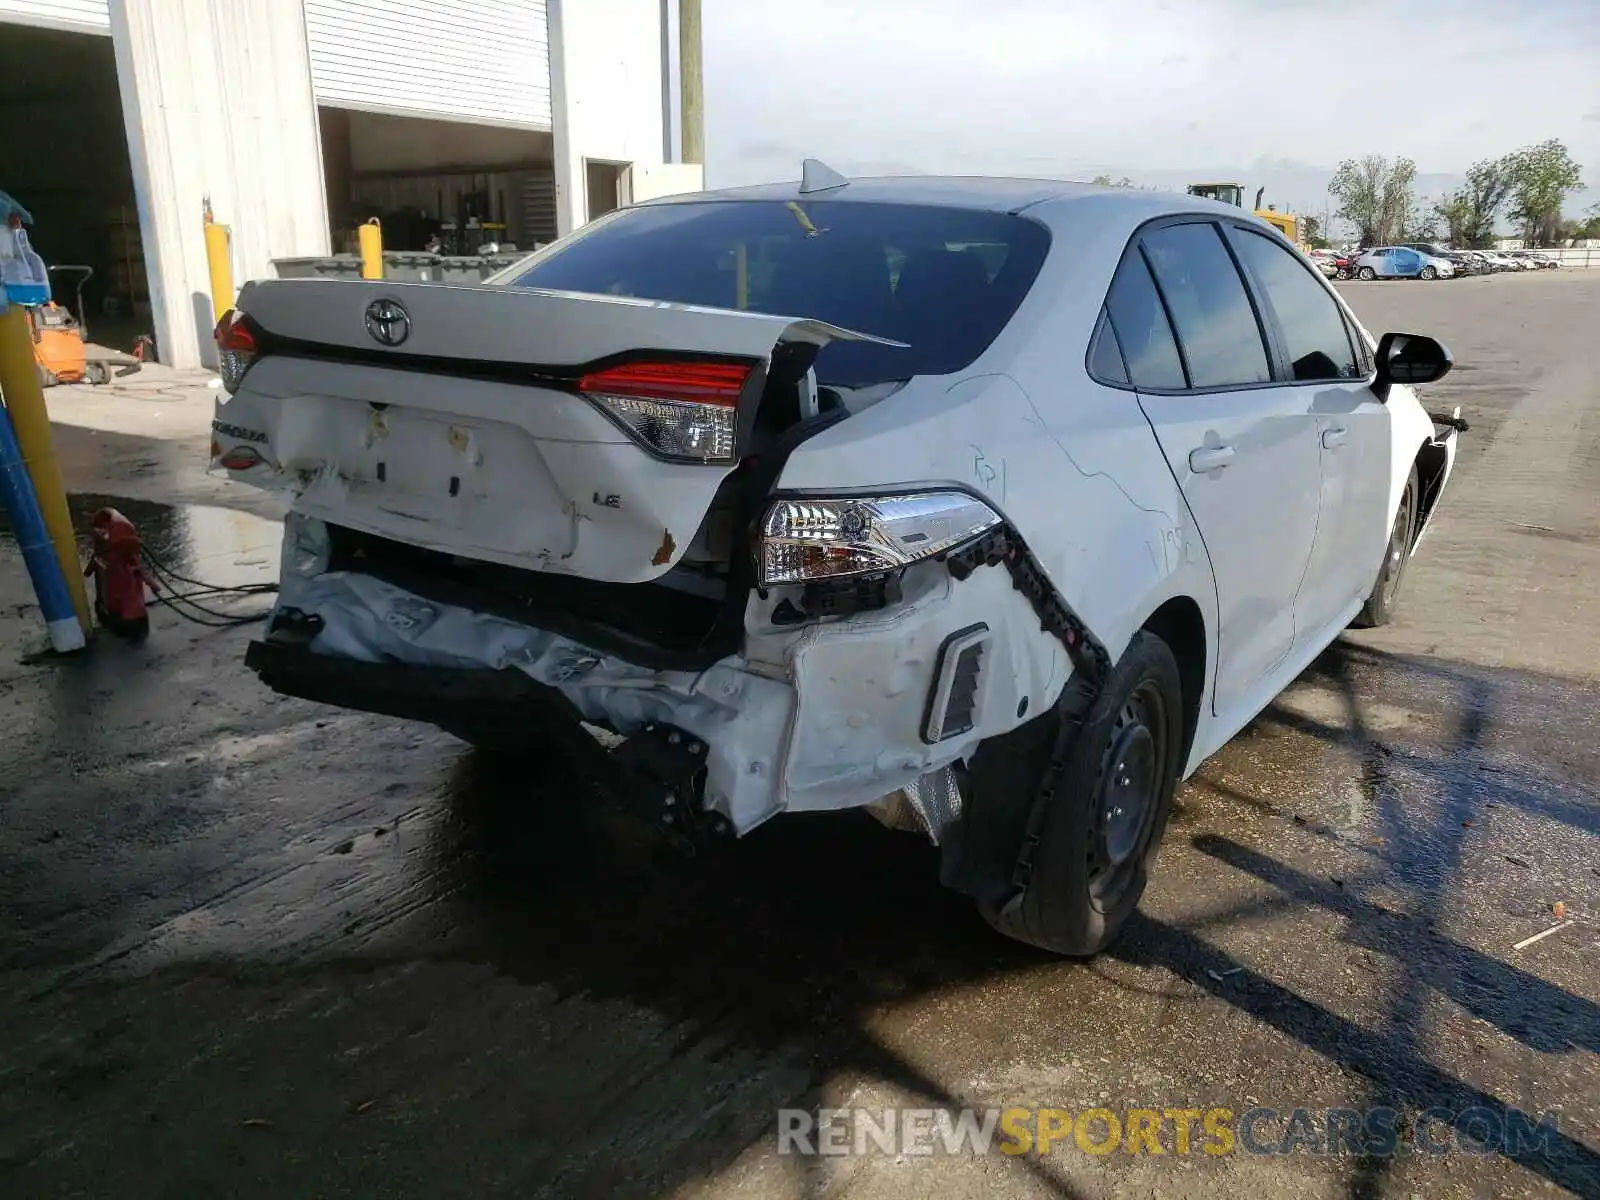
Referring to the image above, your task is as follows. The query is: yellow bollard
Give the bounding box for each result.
[0,304,91,631]
[204,220,233,323]
[358,218,383,280]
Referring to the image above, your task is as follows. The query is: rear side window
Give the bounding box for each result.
[510,200,1051,388]
[1087,309,1129,385]
[1102,252,1186,389]
[1140,223,1272,388]
[1229,229,1359,381]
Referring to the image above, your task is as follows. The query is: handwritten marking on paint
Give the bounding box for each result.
[971,446,1006,501]
[972,446,997,489]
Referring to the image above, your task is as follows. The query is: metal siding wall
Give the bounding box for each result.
[0,0,110,33]
[547,0,671,236]
[304,0,551,130]
[110,0,328,369]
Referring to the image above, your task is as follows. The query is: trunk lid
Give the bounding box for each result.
[212,278,889,584]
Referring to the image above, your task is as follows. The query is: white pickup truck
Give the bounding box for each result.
[212,169,1460,954]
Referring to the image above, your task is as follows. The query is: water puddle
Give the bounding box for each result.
[0,493,280,589]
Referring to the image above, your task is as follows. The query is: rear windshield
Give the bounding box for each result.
[510,200,1051,388]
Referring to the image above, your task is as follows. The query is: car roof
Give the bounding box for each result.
[637,174,1205,217]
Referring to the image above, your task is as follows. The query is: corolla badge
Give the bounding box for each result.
[364,298,410,347]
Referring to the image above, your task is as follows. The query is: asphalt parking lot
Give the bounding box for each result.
[1,269,1596,1199]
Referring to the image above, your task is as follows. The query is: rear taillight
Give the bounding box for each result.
[214,308,259,393]
[215,443,263,471]
[577,359,753,463]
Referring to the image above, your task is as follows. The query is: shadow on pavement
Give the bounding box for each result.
[1,626,1595,1197]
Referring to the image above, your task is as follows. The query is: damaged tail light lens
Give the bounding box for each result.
[759,492,1002,586]
[577,359,752,463]
[214,308,260,393]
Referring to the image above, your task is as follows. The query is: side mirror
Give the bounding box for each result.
[1373,331,1452,400]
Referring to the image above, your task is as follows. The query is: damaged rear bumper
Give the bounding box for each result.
[246,636,732,839]
[246,637,587,746]
[249,548,1066,834]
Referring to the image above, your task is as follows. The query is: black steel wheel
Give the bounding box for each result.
[977,630,1185,956]
[1352,464,1419,629]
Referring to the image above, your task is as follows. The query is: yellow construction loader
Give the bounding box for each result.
[1186,183,1299,244]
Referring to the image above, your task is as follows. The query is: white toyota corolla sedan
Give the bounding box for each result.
[211,164,1462,955]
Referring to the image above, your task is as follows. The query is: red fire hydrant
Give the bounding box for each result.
[86,507,150,640]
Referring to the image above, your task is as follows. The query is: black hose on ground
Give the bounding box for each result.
[139,546,278,628]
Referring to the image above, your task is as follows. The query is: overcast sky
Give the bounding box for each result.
[701,0,1600,201]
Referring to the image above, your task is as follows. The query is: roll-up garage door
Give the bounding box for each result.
[304,0,551,130]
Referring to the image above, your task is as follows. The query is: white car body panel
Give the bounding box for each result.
[217,178,1458,829]
[214,280,895,584]
[1134,384,1321,712]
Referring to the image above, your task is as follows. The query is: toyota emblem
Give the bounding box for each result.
[364,298,410,347]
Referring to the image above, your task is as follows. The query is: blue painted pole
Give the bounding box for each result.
[0,399,84,653]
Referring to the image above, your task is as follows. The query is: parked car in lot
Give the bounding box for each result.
[1354,246,1455,280]
[1509,249,1559,269]
[1487,251,1528,271]
[1445,251,1488,276]
[210,169,1462,956]
[1320,251,1359,280]
[1398,242,1454,261]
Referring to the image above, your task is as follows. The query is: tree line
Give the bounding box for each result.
[1327,140,1592,248]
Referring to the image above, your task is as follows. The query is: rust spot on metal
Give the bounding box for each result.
[651,527,676,566]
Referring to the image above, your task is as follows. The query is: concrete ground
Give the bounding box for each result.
[0,270,1595,1199]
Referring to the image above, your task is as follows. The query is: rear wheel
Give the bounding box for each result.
[977,631,1185,956]
[1352,464,1419,629]
[1358,266,1376,281]
[85,361,111,386]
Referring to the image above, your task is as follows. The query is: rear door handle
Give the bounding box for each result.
[1322,427,1349,450]
[1188,444,1235,474]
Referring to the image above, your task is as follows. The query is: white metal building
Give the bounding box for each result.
[0,0,701,368]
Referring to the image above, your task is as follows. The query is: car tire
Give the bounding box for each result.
[1357,267,1376,281]
[1335,268,1350,280]
[976,630,1185,957]
[1420,266,1437,280]
[1352,463,1419,629]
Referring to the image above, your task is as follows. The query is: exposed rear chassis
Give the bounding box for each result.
[246,636,732,844]
[244,515,1110,845]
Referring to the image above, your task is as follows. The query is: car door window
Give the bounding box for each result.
[1345,315,1374,375]
[1140,223,1272,388]
[1229,228,1359,381]
[1102,251,1186,389]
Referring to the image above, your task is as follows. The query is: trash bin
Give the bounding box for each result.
[383,252,442,282]
[311,256,363,280]
[272,257,324,279]
[435,256,487,284]
[482,253,527,278]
